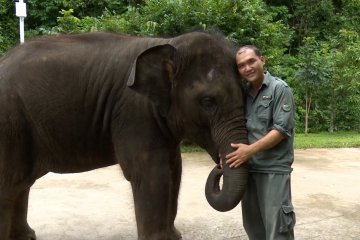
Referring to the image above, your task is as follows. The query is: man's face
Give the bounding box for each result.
[236,48,265,84]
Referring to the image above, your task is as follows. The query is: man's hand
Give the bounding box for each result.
[225,130,285,168]
[225,143,253,168]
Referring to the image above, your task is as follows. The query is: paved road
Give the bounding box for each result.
[28,148,360,239]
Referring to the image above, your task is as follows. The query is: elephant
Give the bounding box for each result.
[0,31,248,240]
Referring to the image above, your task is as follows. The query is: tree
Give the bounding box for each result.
[25,0,128,30]
[0,0,18,55]
[50,0,293,72]
[1,0,359,133]
[295,37,331,133]
[278,0,341,51]
[325,29,360,132]
[122,0,293,70]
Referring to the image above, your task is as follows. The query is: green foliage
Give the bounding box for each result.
[148,2,289,44]
[341,0,360,32]
[289,0,341,49]
[25,0,128,30]
[0,0,19,55]
[115,0,293,70]
[43,0,293,71]
[26,0,64,29]
[294,27,360,133]
[0,0,359,134]
[54,9,81,33]
[49,7,140,34]
[326,29,360,132]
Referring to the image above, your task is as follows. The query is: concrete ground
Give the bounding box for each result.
[28,148,360,240]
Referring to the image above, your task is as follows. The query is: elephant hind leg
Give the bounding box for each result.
[10,188,37,240]
[0,193,14,240]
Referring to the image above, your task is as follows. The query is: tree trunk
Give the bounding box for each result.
[305,89,312,135]
[329,90,336,133]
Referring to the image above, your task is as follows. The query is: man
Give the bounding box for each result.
[226,45,296,239]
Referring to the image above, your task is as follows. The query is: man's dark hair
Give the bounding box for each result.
[237,45,262,57]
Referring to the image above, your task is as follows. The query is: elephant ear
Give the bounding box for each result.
[127,44,177,116]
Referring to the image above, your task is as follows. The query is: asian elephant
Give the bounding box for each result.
[0,31,248,240]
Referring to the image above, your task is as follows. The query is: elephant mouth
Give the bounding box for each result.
[197,136,221,164]
[208,147,220,164]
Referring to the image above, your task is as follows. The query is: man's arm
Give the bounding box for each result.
[225,129,284,168]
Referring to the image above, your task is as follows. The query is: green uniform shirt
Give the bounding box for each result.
[245,72,295,173]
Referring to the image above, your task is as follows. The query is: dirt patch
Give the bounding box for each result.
[28,148,360,239]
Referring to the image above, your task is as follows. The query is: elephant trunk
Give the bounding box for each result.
[205,111,248,212]
[205,160,248,212]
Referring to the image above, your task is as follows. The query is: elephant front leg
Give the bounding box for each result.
[131,154,182,240]
[0,195,13,240]
[10,188,36,240]
[0,189,35,240]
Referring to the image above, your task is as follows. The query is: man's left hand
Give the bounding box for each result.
[225,143,252,168]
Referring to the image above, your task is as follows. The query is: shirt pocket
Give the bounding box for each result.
[256,100,273,121]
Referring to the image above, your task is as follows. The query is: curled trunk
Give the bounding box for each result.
[205,110,248,212]
[205,162,248,212]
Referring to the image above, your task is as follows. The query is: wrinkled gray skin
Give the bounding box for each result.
[0,32,248,240]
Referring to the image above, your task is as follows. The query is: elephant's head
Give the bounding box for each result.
[127,32,248,211]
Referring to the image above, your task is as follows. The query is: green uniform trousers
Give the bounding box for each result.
[241,173,296,240]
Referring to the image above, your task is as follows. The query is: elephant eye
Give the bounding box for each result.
[199,97,217,112]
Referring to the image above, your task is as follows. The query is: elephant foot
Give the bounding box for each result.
[139,226,182,240]
[10,227,36,240]
[165,226,182,240]
[172,227,182,240]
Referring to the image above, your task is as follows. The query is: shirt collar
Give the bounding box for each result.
[262,71,271,87]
